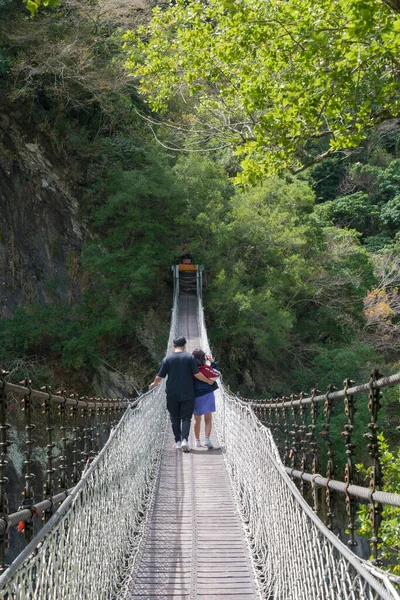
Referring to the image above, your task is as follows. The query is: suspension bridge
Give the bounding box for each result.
[0,264,399,599]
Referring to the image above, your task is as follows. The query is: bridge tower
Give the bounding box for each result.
[172,262,203,298]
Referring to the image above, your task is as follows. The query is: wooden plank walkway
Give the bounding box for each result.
[123,294,260,600]
[177,293,201,353]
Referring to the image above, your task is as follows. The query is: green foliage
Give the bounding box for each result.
[61,309,127,369]
[22,0,59,16]
[171,162,376,392]
[311,156,349,202]
[380,195,400,230]
[292,342,377,393]
[314,192,379,235]
[60,145,184,368]
[125,0,400,181]
[314,228,375,315]
[363,233,394,253]
[174,167,319,384]
[0,142,184,372]
[5,1,139,139]
[0,49,10,76]
[305,341,378,389]
[210,268,294,365]
[357,433,400,575]
[172,154,235,258]
[311,153,400,252]
[377,159,400,200]
[0,0,395,409]
[101,138,148,171]
[0,0,20,15]
[0,304,76,362]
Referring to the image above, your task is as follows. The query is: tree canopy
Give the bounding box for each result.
[125,0,400,182]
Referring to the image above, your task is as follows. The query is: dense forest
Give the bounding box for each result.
[0,0,400,569]
[1,0,400,397]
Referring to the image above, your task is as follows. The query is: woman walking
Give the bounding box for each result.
[192,349,220,449]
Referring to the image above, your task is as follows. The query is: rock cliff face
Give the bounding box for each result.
[0,98,147,397]
[0,102,84,316]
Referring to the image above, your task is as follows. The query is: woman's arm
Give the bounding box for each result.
[194,372,214,385]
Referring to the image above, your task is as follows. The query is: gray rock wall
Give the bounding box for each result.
[0,107,84,315]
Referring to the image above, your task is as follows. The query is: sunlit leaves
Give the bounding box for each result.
[23,0,59,15]
[124,0,400,181]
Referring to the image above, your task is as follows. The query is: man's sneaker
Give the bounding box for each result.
[195,439,202,448]
[175,441,182,449]
[181,439,190,452]
[204,437,214,449]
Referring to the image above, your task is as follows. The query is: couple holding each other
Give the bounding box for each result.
[150,335,220,452]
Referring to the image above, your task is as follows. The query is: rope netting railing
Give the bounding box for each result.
[0,291,178,599]
[197,295,400,600]
[0,378,128,560]
[240,372,400,566]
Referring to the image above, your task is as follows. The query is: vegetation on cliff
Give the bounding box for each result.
[0,0,398,414]
[0,0,398,390]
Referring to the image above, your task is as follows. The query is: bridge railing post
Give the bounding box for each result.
[81,398,90,471]
[322,383,336,531]
[342,377,358,549]
[298,392,307,497]
[367,369,383,566]
[71,395,80,485]
[309,388,320,513]
[43,386,55,524]
[58,391,68,494]
[101,398,110,445]
[20,379,35,543]
[280,398,288,466]
[88,401,96,462]
[273,397,281,448]
[0,371,11,573]
[289,394,298,471]
[94,402,101,458]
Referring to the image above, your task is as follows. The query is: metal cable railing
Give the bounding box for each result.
[0,387,166,599]
[0,374,130,567]
[0,288,178,599]
[197,293,400,600]
[241,372,400,563]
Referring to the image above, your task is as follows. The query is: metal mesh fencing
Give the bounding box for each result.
[197,295,400,600]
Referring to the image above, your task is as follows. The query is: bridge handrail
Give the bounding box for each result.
[239,373,400,407]
[196,292,400,599]
[226,391,398,599]
[0,383,165,596]
[0,287,179,598]
[0,377,130,409]
[0,405,123,586]
[284,468,400,508]
[0,395,144,536]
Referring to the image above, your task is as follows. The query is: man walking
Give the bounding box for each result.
[150,335,214,452]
